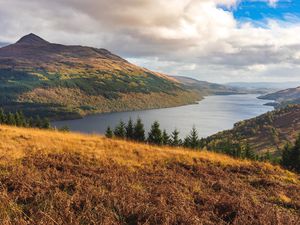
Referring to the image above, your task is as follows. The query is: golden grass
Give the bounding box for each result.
[0,125,296,174]
[0,125,299,224]
[0,125,256,166]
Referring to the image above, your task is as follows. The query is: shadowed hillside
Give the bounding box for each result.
[205,105,300,158]
[0,125,299,224]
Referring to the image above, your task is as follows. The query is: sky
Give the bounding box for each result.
[0,0,300,83]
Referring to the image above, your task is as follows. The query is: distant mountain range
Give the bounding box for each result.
[227,82,298,93]
[172,76,244,95]
[259,86,300,107]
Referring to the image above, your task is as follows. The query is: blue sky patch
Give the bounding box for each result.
[221,0,300,23]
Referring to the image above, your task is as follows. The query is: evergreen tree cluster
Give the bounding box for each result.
[0,108,51,129]
[107,119,205,148]
[106,118,265,162]
[281,135,300,172]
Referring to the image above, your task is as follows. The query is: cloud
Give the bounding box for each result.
[0,0,299,83]
[268,0,278,7]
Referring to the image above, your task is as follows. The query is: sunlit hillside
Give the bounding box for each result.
[0,125,299,224]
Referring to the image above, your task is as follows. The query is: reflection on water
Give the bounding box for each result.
[52,94,273,138]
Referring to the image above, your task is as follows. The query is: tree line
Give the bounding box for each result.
[0,108,51,129]
[106,118,261,161]
[0,108,72,132]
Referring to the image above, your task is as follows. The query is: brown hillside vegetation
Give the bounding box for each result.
[0,126,299,224]
[206,105,300,157]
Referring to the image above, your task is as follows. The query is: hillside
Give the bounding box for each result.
[259,86,300,107]
[0,125,299,224]
[0,34,201,120]
[205,105,300,158]
[171,76,243,95]
[227,82,297,93]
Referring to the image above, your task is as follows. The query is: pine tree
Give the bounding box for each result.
[28,117,34,127]
[0,108,6,124]
[7,113,16,125]
[289,135,300,172]
[35,115,43,128]
[105,126,113,138]
[185,126,200,149]
[244,143,256,160]
[126,118,134,139]
[42,118,51,129]
[171,129,181,146]
[281,135,300,172]
[15,111,22,127]
[162,129,170,145]
[148,121,163,145]
[18,111,27,127]
[133,118,145,142]
[114,121,126,139]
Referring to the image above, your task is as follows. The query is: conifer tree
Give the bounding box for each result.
[18,111,27,127]
[114,121,126,139]
[42,118,51,129]
[126,118,134,139]
[28,117,34,128]
[133,118,145,142]
[0,108,6,124]
[148,121,163,145]
[185,126,200,149]
[162,129,170,145]
[282,135,300,172]
[105,126,113,138]
[15,111,25,127]
[35,115,43,128]
[7,113,16,125]
[244,143,256,160]
[171,129,181,146]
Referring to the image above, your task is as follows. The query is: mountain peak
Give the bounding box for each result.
[16,33,49,45]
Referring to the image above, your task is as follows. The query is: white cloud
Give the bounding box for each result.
[0,0,299,83]
[268,0,278,7]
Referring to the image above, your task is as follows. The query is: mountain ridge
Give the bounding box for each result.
[0,34,200,119]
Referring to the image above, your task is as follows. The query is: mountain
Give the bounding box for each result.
[259,86,300,107]
[205,105,300,158]
[0,125,299,224]
[226,82,298,93]
[172,76,244,95]
[0,34,200,119]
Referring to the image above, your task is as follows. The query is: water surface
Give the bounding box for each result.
[52,94,273,138]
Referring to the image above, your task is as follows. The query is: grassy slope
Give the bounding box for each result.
[0,125,299,224]
[206,105,300,157]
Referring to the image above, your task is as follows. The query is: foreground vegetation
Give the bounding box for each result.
[107,117,300,173]
[0,125,299,224]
